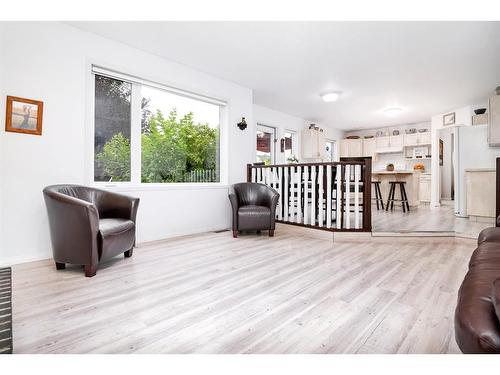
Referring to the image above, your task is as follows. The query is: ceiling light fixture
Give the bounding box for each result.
[383,107,403,117]
[321,92,341,102]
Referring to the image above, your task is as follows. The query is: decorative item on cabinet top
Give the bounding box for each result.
[386,163,395,172]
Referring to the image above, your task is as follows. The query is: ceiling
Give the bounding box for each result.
[69,21,500,130]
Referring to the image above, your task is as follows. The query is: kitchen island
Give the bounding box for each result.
[372,170,422,207]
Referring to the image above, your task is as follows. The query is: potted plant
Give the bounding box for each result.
[386,163,394,171]
[287,154,299,164]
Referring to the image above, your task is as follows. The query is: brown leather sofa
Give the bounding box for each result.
[229,182,279,238]
[455,224,500,353]
[43,185,139,277]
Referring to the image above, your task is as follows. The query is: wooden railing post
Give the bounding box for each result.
[496,157,500,227]
[246,164,253,182]
[362,157,372,231]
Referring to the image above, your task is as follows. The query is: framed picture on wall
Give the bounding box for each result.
[439,139,444,166]
[443,112,455,126]
[5,96,43,136]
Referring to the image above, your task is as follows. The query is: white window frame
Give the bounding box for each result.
[86,64,229,191]
[256,123,277,164]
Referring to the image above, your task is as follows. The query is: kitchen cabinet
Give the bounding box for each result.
[419,173,431,203]
[404,132,431,147]
[340,138,363,158]
[375,136,390,150]
[302,128,326,159]
[362,138,376,157]
[390,135,404,148]
[488,95,500,146]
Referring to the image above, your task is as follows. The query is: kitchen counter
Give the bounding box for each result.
[372,170,417,175]
[372,170,423,207]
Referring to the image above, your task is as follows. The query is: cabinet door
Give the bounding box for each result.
[419,178,431,202]
[301,130,316,159]
[350,139,363,157]
[390,135,403,148]
[339,139,350,158]
[417,132,431,145]
[375,136,390,150]
[362,138,375,157]
[317,131,326,158]
[404,133,418,146]
[489,95,500,146]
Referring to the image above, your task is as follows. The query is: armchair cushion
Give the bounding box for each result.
[238,205,271,230]
[98,218,135,261]
[493,278,500,324]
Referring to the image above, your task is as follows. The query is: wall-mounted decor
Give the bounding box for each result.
[443,112,455,126]
[237,117,247,131]
[439,139,444,166]
[5,96,43,136]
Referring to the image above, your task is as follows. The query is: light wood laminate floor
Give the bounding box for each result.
[12,231,475,353]
[372,204,491,238]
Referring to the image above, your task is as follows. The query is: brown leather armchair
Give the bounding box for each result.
[229,182,279,238]
[43,185,139,277]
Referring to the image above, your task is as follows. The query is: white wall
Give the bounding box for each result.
[253,104,344,163]
[0,22,255,265]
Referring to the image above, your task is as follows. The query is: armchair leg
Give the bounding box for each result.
[55,262,65,270]
[124,249,133,258]
[232,230,238,238]
[269,230,275,237]
[84,264,97,278]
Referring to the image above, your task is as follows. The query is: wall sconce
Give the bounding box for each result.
[237,117,247,131]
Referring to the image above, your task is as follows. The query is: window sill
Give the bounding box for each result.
[93,182,229,193]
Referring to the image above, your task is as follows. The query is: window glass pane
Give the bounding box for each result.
[284,131,295,161]
[256,129,273,165]
[140,86,220,183]
[94,75,131,182]
[325,141,334,162]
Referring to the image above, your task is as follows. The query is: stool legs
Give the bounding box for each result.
[386,183,395,211]
[377,183,384,210]
[386,182,410,212]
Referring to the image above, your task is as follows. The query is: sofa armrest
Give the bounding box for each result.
[478,227,500,245]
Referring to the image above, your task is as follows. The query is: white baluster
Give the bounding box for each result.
[310,165,316,226]
[354,164,360,229]
[318,165,324,227]
[336,165,342,229]
[266,167,270,187]
[303,166,309,225]
[277,167,283,220]
[326,165,332,229]
[296,166,302,224]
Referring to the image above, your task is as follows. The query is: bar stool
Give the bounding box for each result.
[386,181,410,212]
[371,181,384,210]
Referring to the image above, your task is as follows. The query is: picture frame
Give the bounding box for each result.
[443,112,455,126]
[5,96,43,136]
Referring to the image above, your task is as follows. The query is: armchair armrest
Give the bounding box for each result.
[95,190,140,222]
[262,186,280,213]
[43,188,100,266]
[228,193,239,231]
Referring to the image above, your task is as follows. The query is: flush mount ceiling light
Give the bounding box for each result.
[320,92,341,102]
[383,107,403,117]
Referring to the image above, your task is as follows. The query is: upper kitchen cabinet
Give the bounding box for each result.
[340,138,363,158]
[302,128,326,160]
[403,132,431,147]
[488,95,500,146]
[375,136,390,149]
[362,137,376,157]
[390,135,404,148]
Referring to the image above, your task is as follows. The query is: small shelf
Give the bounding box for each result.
[405,157,432,160]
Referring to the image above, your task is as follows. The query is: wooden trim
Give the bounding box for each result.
[496,158,500,227]
[249,161,365,168]
[363,159,372,231]
[275,219,371,232]
[5,96,43,136]
[246,164,252,182]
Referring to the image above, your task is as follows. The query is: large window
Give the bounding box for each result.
[93,68,223,184]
